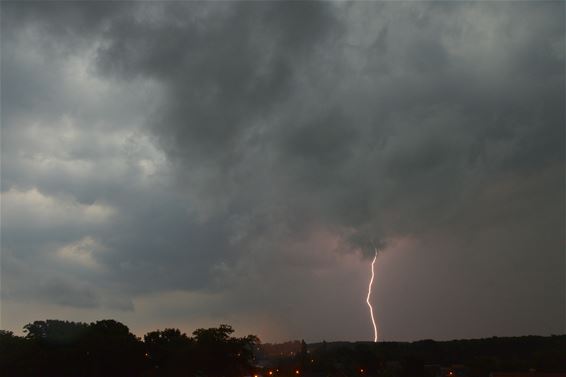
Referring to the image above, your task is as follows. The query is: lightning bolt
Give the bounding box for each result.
[366,248,378,342]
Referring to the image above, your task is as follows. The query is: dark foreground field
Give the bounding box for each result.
[1,319,564,377]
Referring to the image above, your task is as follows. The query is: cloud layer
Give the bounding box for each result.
[1,1,564,341]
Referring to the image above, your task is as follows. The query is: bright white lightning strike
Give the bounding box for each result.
[366,248,378,342]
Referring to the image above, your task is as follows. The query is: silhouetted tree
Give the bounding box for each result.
[0,330,32,376]
[299,339,308,370]
[83,319,144,376]
[22,320,91,377]
[192,324,259,376]
[144,328,194,376]
[23,320,89,344]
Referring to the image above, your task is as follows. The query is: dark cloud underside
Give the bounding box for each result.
[1,1,564,341]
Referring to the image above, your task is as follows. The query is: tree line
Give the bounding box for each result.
[1,319,565,377]
[0,320,258,377]
[259,336,566,377]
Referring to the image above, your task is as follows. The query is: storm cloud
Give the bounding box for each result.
[1,1,564,341]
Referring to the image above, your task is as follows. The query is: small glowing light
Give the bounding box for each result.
[295,370,300,375]
[360,369,365,373]
[269,372,273,376]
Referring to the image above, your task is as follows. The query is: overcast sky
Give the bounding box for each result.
[1,1,564,343]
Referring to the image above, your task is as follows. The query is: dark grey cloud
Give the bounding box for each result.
[1,1,564,341]
[38,278,100,309]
